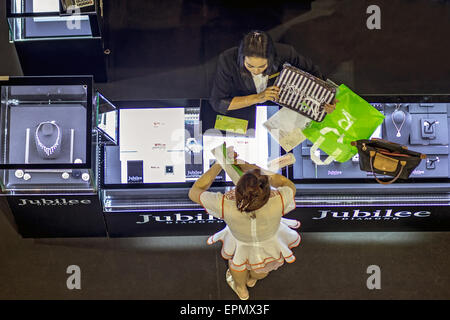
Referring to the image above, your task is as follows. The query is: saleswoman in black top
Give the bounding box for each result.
[210,30,336,115]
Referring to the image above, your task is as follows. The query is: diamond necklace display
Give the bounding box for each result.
[35,121,61,157]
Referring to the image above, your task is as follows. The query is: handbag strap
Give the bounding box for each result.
[371,138,408,150]
[369,151,407,185]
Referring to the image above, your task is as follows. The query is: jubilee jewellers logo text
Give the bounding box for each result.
[17,198,92,206]
[313,209,431,221]
[137,213,224,225]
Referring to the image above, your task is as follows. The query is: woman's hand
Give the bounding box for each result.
[256,86,280,103]
[324,98,338,114]
[233,152,240,165]
[269,173,297,195]
[226,146,245,165]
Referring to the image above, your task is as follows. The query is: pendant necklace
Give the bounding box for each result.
[391,107,406,138]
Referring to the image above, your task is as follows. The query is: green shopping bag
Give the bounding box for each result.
[302,84,385,163]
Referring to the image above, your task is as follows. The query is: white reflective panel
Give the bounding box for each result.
[119,108,187,184]
[32,0,89,23]
[33,0,60,12]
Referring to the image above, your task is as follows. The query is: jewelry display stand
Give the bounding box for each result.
[384,104,412,145]
[0,77,108,238]
[16,125,90,184]
[4,104,90,186]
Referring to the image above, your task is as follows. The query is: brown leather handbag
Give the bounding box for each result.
[351,138,427,185]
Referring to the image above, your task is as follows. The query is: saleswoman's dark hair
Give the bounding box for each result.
[237,30,276,76]
[235,169,271,219]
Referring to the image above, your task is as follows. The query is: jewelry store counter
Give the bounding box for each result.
[2,76,450,238]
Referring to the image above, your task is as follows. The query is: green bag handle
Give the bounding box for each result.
[222,143,244,177]
[310,137,336,165]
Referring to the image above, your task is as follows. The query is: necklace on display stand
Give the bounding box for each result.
[391,106,406,138]
[35,121,62,159]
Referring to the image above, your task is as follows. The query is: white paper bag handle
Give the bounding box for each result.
[310,127,343,166]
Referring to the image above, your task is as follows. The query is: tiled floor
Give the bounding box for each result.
[1,198,450,300]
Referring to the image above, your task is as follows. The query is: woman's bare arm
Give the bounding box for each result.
[188,163,223,204]
[227,86,280,111]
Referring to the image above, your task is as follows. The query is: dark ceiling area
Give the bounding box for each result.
[1,0,450,101]
[96,0,450,101]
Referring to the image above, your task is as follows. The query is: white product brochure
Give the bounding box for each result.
[263,107,310,152]
[119,108,186,183]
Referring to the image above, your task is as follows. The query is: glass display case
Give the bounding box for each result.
[0,75,108,238]
[99,99,283,236]
[97,96,450,236]
[5,86,448,237]
[96,92,118,146]
[102,100,280,185]
[7,0,101,41]
[0,76,96,193]
[6,0,107,82]
[283,94,450,232]
[289,94,450,193]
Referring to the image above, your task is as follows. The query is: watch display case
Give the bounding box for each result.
[0,76,97,193]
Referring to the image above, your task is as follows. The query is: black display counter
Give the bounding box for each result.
[99,95,450,237]
[1,76,450,238]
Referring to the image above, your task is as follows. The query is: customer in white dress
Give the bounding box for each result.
[188,156,300,300]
